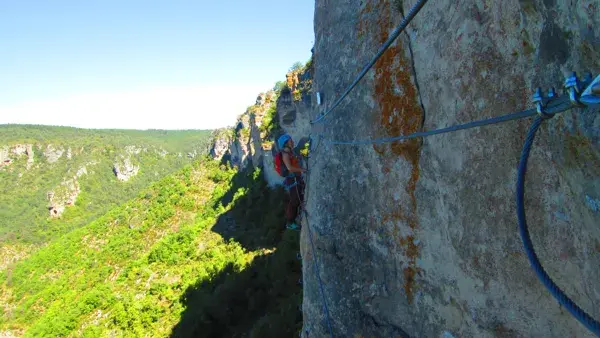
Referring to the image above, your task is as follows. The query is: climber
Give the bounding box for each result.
[275,134,306,230]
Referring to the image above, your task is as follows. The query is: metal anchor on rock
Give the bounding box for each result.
[532,71,599,118]
[580,73,600,106]
[564,71,600,107]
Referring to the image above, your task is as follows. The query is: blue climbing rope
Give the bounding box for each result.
[311,0,429,124]
[327,93,575,146]
[300,153,334,338]
[516,116,600,336]
[303,208,335,338]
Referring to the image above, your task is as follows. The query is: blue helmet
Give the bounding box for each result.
[277,134,291,150]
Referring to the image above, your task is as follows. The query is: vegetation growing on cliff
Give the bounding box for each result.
[260,101,279,138]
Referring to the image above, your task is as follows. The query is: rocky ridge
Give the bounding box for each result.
[0,142,193,220]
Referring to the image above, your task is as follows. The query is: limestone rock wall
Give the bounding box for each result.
[43,145,64,163]
[302,0,600,337]
[113,157,140,182]
[0,144,34,169]
[47,165,89,217]
[210,89,303,187]
[278,66,314,145]
[210,130,234,160]
[249,112,264,168]
[0,147,9,165]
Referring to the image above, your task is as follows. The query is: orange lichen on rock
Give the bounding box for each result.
[367,0,424,304]
[385,208,421,303]
[399,234,420,302]
[357,1,373,39]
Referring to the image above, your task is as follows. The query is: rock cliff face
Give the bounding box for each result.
[278,70,314,152]
[301,0,600,337]
[48,180,77,217]
[0,141,187,220]
[47,164,93,217]
[210,87,312,186]
[43,144,64,163]
[0,147,9,166]
[0,144,34,169]
[210,64,318,189]
[113,157,140,182]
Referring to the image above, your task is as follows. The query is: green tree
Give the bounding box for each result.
[289,62,303,72]
[272,81,286,92]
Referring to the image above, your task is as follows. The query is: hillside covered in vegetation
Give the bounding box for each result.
[0,125,211,251]
[1,158,302,337]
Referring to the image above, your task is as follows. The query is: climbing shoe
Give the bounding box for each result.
[286,223,301,231]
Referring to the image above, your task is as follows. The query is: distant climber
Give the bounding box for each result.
[275,134,306,230]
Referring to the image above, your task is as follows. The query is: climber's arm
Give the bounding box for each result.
[282,152,305,173]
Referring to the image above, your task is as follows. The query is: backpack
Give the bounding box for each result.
[274,151,290,177]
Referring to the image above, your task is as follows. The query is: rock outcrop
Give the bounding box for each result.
[47,165,89,217]
[300,0,600,337]
[210,130,233,160]
[11,144,28,156]
[125,145,143,155]
[113,157,140,182]
[210,90,279,173]
[213,133,234,166]
[25,144,34,169]
[277,71,313,150]
[210,69,314,188]
[0,144,35,169]
[43,145,64,163]
[0,147,11,167]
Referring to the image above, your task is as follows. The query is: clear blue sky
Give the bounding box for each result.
[0,0,315,129]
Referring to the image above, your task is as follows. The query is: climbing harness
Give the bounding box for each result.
[284,177,299,191]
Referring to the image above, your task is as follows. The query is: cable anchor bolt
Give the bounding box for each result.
[565,72,585,108]
[533,87,553,118]
[580,73,600,107]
